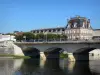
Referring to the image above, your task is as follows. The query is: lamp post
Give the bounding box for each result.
[23,36,26,42]
[46,33,47,42]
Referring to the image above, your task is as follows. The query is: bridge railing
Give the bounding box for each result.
[14,40,100,44]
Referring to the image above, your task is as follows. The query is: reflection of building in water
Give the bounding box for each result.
[89,60,100,74]
[67,61,75,73]
[0,59,23,75]
[40,59,46,68]
[59,59,75,73]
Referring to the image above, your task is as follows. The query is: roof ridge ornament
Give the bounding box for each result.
[76,15,80,18]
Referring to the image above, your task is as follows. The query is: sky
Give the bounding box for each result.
[0,0,100,33]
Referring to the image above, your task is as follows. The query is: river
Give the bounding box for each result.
[0,56,100,75]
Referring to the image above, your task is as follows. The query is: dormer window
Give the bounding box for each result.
[74,22,77,28]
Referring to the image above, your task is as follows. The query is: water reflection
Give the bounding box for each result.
[89,60,100,75]
[0,58,100,75]
[0,58,23,75]
[72,61,92,75]
[18,59,40,75]
[19,59,67,75]
[59,58,100,75]
[43,59,66,75]
[40,59,46,68]
[89,55,100,60]
[59,58,75,73]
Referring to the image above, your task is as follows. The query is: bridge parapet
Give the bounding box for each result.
[14,40,100,45]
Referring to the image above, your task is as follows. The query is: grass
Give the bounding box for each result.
[0,53,68,59]
[60,53,68,58]
[0,54,31,59]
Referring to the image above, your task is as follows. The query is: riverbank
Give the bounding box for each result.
[0,54,30,59]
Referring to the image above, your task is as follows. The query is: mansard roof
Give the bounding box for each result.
[31,27,65,31]
[67,16,91,29]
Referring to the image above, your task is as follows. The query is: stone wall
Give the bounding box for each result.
[0,41,24,56]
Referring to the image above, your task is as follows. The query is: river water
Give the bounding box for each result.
[0,56,100,75]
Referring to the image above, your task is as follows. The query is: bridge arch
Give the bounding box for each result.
[44,47,67,59]
[23,47,40,58]
[73,47,100,61]
[73,47,96,54]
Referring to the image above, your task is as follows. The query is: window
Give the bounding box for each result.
[58,29,60,32]
[41,30,43,33]
[62,29,64,31]
[49,30,51,32]
[53,29,55,32]
[37,31,39,33]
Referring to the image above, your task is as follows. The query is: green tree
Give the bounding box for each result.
[15,35,23,42]
[56,34,61,40]
[46,34,54,40]
[35,33,44,40]
[23,32,35,41]
[61,34,68,40]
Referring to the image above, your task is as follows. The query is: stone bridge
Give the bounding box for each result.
[14,41,100,61]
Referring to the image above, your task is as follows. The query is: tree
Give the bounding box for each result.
[35,33,45,40]
[46,34,54,40]
[61,34,68,40]
[56,34,61,40]
[23,32,35,41]
[15,35,23,42]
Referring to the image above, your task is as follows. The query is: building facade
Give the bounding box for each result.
[31,16,100,40]
[0,34,16,42]
[65,16,93,40]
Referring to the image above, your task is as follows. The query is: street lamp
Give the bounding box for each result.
[60,34,62,42]
[46,33,47,42]
[45,32,47,42]
[23,36,26,42]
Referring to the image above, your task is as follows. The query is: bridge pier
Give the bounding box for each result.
[40,52,46,60]
[68,53,75,61]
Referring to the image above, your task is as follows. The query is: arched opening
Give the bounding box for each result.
[73,47,98,61]
[23,47,40,58]
[44,47,66,59]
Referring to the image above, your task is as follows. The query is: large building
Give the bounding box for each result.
[31,16,100,40]
[65,16,93,40]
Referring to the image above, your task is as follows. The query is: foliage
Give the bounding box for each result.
[60,53,68,58]
[35,33,44,40]
[15,32,68,42]
[23,32,35,41]
[15,35,23,42]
